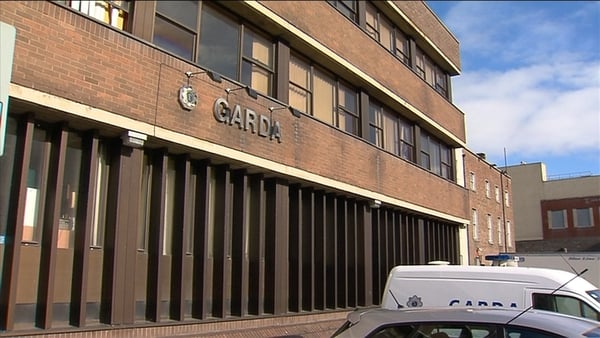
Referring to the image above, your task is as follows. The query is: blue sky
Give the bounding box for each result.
[426,1,600,178]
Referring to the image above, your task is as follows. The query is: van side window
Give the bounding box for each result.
[532,293,600,321]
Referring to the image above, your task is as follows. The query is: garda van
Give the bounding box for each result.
[380,265,600,321]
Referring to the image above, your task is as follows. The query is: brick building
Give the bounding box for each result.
[0,1,512,336]
[506,162,600,252]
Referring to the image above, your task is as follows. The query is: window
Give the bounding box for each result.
[154,3,274,95]
[419,131,453,180]
[472,209,479,241]
[368,101,384,148]
[90,142,110,248]
[485,180,490,198]
[290,57,360,136]
[506,221,512,247]
[365,3,393,51]
[154,1,199,61]
[337,82,359,134]
[574,208,593,228]
[549,210,567,229]
[469,172,476,191]
[487,214,493,244]
[58,133,84,249]
[495,185,500,202]
[497,217,503,246]
[22,126,52,244]
[327,0,357,22]
[533,293,599,321]
[289,55,312,115]
[415,47,448,98]
[504,190,510,207]
[62,0,131,30]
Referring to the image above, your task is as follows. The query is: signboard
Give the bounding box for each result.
[0,22,16,157]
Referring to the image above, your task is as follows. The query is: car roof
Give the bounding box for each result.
[338,307,600,337]
[387,265,598,291]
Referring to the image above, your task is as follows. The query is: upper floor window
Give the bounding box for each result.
[419,131,453,180]
[472,209,479,241]
[495,185,500,202]
[154,2,274,95]
[290,55,359,136]
[487,214,493,244]
[497,217,503,246]
[485,180,491,198]
[368,100,415,161]
[328,0,357,22]
[504,190,510,206]
[469,172,476,191]
[506,221,512,247]
[365,3,409,65]
[415,47,448,98]
[62,0,131,30]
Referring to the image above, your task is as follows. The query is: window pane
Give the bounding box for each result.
[242,60,271,94]
[154,15,195,60]
[243,29,272,68]
[289,83,310,115]
[313,69,335,124]
[365,3,378,39]
[290,56,311,114]
[156,0,198,30]
[91,142,110,248]
[23,127,51,243]
[382,109,398,154]
[550,210,566,229]
[58,133,83,249]
[338,82,356,113]
[575,208,592,227]
[198,5,240,79]
[380,17,393,51]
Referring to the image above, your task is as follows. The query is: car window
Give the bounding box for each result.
[505,326,562,338]
[369,324,497,338]
[533,293,600,321]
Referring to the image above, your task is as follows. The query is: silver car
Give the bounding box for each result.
[332,306,600,337]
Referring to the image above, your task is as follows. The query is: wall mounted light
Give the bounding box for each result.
[184,69,222,83]
[121,130,147,148]
[370,199,382,209]
[225,86,258,100]
[268,105,303,118]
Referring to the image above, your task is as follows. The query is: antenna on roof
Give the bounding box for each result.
[505,268,589,325]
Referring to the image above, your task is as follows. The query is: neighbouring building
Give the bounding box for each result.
[506,162,600,252]
[0,1,512,336]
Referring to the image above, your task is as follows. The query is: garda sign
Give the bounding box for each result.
[0,22,16,157]
[213,98,282,143]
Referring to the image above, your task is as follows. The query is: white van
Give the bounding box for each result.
[381,265,600,321]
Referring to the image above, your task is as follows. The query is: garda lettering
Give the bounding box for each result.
[213,98,281,143]
[449,299,518,307]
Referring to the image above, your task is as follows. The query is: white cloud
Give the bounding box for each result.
[455,61,600,158]
[441,2,600,164]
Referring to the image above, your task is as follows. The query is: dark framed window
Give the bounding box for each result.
[153,2,274,95]
[289,54,360,137]
[365,3,409,66]
[327,0,357,22]
[369,100,415,162]
[415,47,448,98]
[419,131,453,180]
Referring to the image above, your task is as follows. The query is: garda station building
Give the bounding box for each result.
[0,1,513,336]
